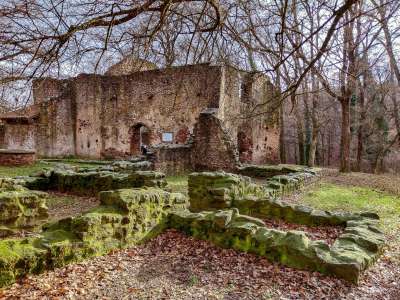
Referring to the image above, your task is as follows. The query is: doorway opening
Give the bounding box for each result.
[130,123,151,156]
[237,130,253,163]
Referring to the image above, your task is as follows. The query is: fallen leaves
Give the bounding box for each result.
[262,218,344,245]
[1,229,399,299]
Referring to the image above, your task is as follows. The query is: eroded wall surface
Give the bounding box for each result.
[3,124,36,150]
[218,67,280,165]
[36,81,75,157]
[191,109,239,172]
[33,78,69,104]
[30,64,280,166]
[73,64,222,158]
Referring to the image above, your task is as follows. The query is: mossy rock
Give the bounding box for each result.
[167,208,385,284]
[0,190,48,228]
[0,187,188,288]
[20,169,170,196]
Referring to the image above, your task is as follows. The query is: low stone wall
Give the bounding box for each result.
[152,144,192,175]
[0,188,188,287]
[182,170,386,282]
[188,169,317,214]
[0,165,386,286]
[237,164,316,179]
[0,190,48,229]
[168,209,384,283]
[189,171,373,226]
[20,168,168,196]
[0,179,48,235]
[0,150,36,166]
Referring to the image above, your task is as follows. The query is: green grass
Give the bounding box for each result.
[303,182,400,234]
[166,175,188,195]
[0,162,51,178]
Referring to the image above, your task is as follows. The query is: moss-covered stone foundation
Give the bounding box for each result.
[168,208,385,283]
[18,167,168,196]
[237,164,317,179]
[182,170,385,283]
[189,169,317,214]
[0,179,48,234]
[0,187,187,287]
[0,165,385,287]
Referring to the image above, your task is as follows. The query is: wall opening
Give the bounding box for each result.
[237,131,253,163]
[130,123,151,156]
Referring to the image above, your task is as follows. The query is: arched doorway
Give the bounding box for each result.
[130,123,151,156]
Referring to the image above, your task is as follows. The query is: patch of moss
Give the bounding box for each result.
[0,163,51,178]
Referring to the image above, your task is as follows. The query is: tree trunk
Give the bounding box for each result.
[390,71,400,145]
[308,70,319,167]
[279,104,287,163]
[356,80,365,171]
[277,73,287,164]
[292,94,306,165]
[308,128,318,167]
[340,97,351,172]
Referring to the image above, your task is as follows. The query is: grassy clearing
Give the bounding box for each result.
[301,179,400,268]
[302,181,400,236]
[0,162,51,177]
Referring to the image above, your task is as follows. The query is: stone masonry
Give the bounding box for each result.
[0,60,280,171]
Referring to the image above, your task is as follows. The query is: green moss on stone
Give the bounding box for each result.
[0,187,189,288]
[167,208,385,284]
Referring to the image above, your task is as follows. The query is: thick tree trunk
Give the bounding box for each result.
[340,97,351,172]
[328,129,332,166]
[308,129,318,167]
[296,118,306,165]
[292,94,306,165]
[308,71,319,167]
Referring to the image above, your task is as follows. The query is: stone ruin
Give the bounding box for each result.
[0,163,384,287]
[0,62,280,173]
[0,149,36,166]
[0,165,187,286]
[172,171,384,283]
[0,179,48,237]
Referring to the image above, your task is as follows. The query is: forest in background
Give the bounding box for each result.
[1,0,400,173]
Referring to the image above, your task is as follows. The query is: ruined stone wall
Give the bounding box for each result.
[32,78,68,104]
[0,150,36,166]
[72,64,222,158]
[31,64,279,166]
[217,67,242,144]
[191,109,239,172]
[73,74,103,158]
[153,145,192,174]
[243,74,280,164]
[218,67,280,165]
[36,82,76,157]
[3,123,36,150]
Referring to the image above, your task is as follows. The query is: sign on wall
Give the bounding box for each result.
[162,132,173,143]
